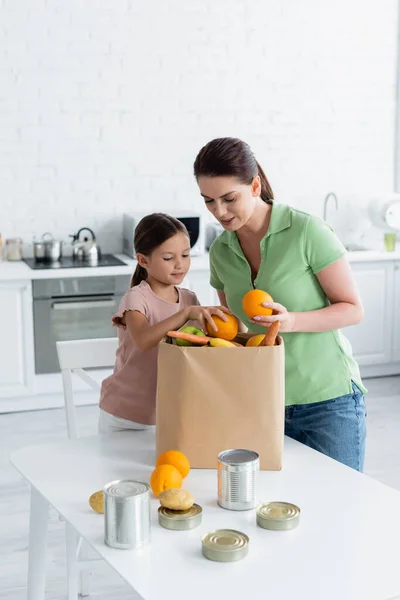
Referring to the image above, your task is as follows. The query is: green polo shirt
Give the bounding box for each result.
[209,203,366,405]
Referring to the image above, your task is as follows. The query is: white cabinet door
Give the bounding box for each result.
[392,262,400,363]
[344,262,394,366]
[184,271,219,306]
[0,280,35,397]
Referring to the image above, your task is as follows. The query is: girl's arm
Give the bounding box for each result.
[125,304,230,351]
[252,256,364,333]
[217,290,248,333]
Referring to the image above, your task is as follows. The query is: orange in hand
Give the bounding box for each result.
[205,313,239,341]
[156,450,191,479]
[242,289,274,319]
[150,464,183,496]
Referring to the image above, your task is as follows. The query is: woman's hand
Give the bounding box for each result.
[251,302,295,333]
[186,305,231,332]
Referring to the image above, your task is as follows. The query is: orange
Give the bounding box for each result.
[156,450,191,479]
[150,464,183,496]
[245,334,266,347]
[242,289,274,319]
[205,313,239,341]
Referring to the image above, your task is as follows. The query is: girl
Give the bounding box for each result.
[99,212,228,433]
[193,137,367,471]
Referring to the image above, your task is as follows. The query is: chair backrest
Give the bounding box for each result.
[56,338,118,439]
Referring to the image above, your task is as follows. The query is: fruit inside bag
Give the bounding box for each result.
[167,321,281,348]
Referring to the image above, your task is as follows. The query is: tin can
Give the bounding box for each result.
[202,529,249,562]
[217,449,259,511]
[104,480,150,549]
[256,501,300,531]
[158,504,202,530]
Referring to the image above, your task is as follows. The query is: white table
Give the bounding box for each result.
[10,431,400,600]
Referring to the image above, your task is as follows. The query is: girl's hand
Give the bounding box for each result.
[251,302,295,333]
[186,305,231,332]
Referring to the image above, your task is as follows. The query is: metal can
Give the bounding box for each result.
[158,504,202,530]
[256,501,300,531]
[202,529,249,562]
[104,480,150,549]
[217,449,259,511]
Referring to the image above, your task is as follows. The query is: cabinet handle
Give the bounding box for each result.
[52,300,116,310]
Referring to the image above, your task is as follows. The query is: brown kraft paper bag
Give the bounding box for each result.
[156,334,285,470]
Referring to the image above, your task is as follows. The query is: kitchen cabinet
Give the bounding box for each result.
[185,271,219,306]
[392,263,400,363]
[345,261,394,367]
[0,280,35,397]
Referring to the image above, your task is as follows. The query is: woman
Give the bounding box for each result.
[193,137,367,471]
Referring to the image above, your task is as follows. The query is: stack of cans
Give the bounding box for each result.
[102,450,300,565]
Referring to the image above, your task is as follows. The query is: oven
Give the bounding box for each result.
[32,275,129,374]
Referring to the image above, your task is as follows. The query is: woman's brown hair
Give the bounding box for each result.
[193,137,273,204]
[131,213,189,287]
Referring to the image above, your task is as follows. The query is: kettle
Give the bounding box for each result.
[70,227,102,263]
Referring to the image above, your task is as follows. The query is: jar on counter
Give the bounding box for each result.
[4,238,24,261]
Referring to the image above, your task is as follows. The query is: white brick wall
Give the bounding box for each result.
[0,0,397,254]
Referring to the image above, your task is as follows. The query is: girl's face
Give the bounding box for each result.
[198,175,262,231]
[137,232,191,286]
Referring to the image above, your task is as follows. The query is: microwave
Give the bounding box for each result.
[122,212,206,257]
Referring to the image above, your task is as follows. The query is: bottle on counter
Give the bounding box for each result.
[4,238,24,261]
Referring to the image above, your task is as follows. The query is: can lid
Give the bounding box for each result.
[202,529,249,562]
[159,503,202,521]
[218,449,259,465]
[104,480,149,499]
[257,502,300,523]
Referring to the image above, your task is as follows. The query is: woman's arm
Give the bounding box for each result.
[217,291,248,333]
[253,256,364,333]
[125,304,230,351]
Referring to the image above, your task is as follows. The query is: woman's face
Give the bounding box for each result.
[197,175,261,231]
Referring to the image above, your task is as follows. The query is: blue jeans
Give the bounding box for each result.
[285,382,367,471]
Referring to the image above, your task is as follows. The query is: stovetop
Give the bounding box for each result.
[23,254,127,270]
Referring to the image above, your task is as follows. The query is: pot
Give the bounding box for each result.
[33,233,63,262]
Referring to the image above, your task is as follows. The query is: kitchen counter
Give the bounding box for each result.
[1,250,400,282]
[0,253,212,281]
[346,249,400,261]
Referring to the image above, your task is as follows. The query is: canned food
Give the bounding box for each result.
[217,449,260,511]
[202,529,249,562]
[104,480,150,549]
[158,503,202,531]
[256,501,300,531]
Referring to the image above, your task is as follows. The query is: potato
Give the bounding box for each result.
[159,488,194,511]
[89,490,104,514]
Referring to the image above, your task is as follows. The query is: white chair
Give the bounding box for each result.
[56,337,118,439]
[56,337,118,599]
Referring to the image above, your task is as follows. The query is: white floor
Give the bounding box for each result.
[1,376,400,599]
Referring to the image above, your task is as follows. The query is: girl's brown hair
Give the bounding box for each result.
[131,213,189,287]
[193,137,273,204]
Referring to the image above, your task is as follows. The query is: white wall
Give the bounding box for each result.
[0,0,397,254]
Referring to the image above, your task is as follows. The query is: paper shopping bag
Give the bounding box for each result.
[156,335,285,470]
